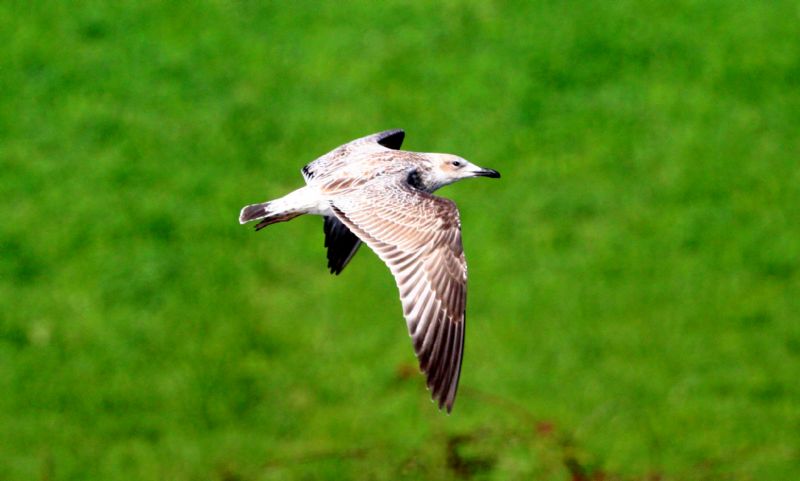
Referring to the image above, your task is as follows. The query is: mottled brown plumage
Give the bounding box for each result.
[239,129,500,412]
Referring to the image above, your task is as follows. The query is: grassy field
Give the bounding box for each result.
[2,1,799,479]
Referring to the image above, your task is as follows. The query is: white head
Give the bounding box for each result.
[425,153,501,191]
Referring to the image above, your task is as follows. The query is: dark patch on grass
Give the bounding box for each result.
[738,310,772,328]
[445,433,496,479]
[0,323,28,349]
[754,258,796,280]
[145,214,176,243]
[786,337,800,355]
[78,17,109,41]
[81,114,125,146]
[216,464,245,481]
[750,381,786,402]
[0,235,42,285]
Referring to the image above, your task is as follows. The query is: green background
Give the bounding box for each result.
[1,1,799,479]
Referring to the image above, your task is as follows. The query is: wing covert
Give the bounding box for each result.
[329,178,466,412]
[302,129,405,183]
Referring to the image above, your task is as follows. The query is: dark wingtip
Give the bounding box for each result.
[375,129,405,150]
[323,216,362,275]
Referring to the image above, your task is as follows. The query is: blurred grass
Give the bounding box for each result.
[1,0,799,479]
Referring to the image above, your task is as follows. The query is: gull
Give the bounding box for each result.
[238,129,500,412]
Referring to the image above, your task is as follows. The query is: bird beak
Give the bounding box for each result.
[472,168,501,178]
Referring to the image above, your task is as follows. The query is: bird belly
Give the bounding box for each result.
[307,200,334,216]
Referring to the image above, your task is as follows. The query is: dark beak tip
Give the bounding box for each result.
[479,169,501,179]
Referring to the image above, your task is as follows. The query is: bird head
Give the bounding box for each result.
[426,153,501,190]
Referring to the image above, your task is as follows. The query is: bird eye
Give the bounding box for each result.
[452,160,462,167]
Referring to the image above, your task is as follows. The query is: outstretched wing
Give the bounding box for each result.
[329,178,466,412]
[302,129,405,183]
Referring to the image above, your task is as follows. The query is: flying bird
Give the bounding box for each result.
[239,129,500,412]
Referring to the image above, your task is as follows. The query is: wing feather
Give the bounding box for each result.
[329,178,467,412]
[302,129,405,183]
[322,216,362,275]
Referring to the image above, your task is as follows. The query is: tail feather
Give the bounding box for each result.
[240,188,314,230]
[239,202,271,224]
[239,201,303,231]
[254,212,302,231]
